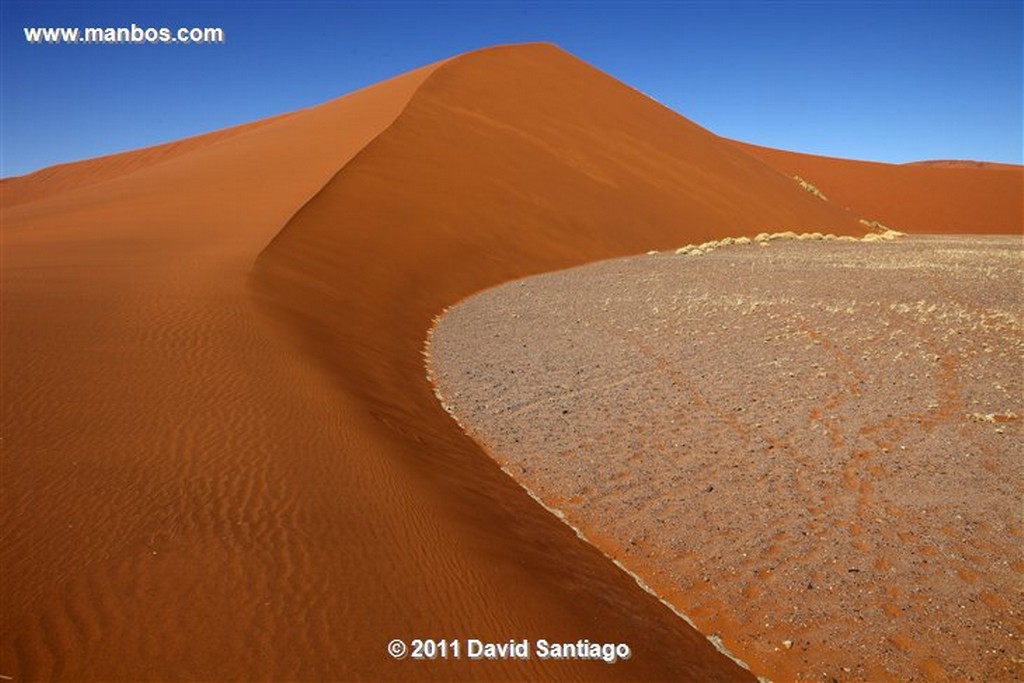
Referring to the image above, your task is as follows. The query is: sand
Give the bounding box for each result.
[427,235,1023,682]
[735,142,1024,235]
[3,41,1021,681]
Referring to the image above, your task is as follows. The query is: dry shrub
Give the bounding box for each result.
[794,175,828,201]
[669,225,903,259]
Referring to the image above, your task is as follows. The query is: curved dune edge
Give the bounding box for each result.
[251,42,1024,681]
[423,236,1024,683]
[423,318,760,676]
[5,42,771,682]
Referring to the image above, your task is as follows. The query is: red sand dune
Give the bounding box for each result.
[735,141,1023,235]
[903,160,1021,170]
[3,42,1019,681]
[1,116,285,209]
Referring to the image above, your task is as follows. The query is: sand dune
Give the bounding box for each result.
[3,41,1019,681]
[4,44,750,681]
[903,160,1022,170]
[735,141,1023,235]
[2,117,283,209]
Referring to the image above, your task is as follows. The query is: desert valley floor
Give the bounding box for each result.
[428,235,1023,681]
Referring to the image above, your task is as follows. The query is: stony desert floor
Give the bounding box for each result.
[427,235,1023,682]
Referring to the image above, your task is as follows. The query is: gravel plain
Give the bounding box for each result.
[427,235,1023,682]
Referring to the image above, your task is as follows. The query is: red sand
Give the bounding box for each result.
[735,141,1023,235]
[3,42,1020,681]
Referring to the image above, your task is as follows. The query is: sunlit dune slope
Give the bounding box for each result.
[735,141,1023,234]
[2,115,285,207]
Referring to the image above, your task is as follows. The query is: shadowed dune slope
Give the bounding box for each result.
[735,141,1024,234]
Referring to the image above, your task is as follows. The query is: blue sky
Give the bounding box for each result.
[3,1,1021,178]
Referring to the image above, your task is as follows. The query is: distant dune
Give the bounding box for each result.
[2,116,282,208]
[735,141,1023,235]
[3,42,1019,681]
[902,159,1022,170]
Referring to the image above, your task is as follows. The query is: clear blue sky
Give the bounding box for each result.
[2,1,1021,178]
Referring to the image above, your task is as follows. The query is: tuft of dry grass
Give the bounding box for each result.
[862,229,903,242]
[859,218,905,241]
[794,175,828,201]
[672,227,904,257]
